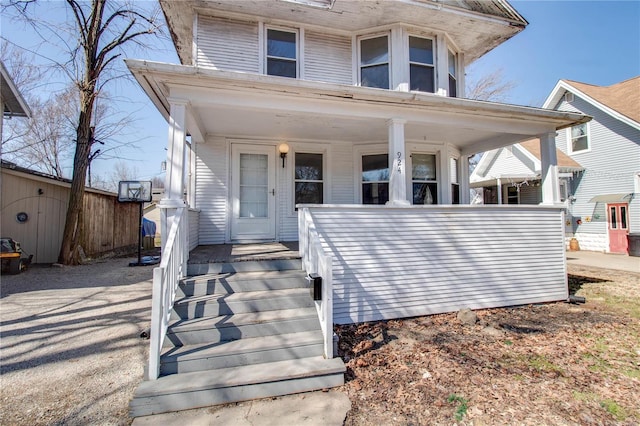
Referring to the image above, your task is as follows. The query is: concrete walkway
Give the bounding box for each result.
[131,390,351,426]
[566,250,639,273]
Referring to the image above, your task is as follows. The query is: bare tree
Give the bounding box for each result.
[109,160,139,189]
[465,68,516,103]
[4,0,163,264]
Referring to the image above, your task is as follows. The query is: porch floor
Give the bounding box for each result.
[188,242,300,264]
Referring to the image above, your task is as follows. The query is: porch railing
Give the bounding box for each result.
[299,207,334,359]
[148,206,188,380]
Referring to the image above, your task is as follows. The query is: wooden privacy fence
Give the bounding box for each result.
[81,191,140,257]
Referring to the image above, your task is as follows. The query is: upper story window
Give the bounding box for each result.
[569,123,590,154]
[267,29,297,78]
[409,36,435,93]
[448,50,457,97]
[359,35,389,89]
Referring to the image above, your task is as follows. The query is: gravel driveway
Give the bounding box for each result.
[0,258,154,426]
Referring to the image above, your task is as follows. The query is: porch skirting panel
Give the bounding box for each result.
[305,205,568,324]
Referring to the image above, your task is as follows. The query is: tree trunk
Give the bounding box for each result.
[58,98,94,264]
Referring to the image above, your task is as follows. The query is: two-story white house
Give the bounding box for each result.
[471,77,640,254]
[127,0,589,416]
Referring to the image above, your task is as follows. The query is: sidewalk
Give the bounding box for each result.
[566,250,639,274]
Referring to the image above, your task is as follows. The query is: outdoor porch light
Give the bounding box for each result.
[278,143,290,168]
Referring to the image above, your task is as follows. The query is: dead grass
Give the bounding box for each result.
[337,265,640,425]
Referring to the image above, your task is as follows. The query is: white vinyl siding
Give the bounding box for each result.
[196,16,259,72]
[304,31,352,85]
[188,209,200,251]
[194,137,229,244]
[304,206,568,324]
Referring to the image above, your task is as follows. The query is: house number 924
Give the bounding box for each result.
[397,152,402,173]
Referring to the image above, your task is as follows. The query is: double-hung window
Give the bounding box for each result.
[360,35,389,89]
[266,29,297,78]
[412,153,437,204]
[295,153,323,208]
[409,36,435,93]
[362,154,389,204]
[450,157,460,204]
[569,123,589,153]
[448,50,458,97]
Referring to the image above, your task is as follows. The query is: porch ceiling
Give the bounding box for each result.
[126,60,589,156]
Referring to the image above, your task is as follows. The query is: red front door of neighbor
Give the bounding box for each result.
[607,203,629,254]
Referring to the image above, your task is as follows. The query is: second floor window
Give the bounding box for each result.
[267,29,297,78]
[570,123,589,153]
[360,35,389,89]
[409,36,435,93]
[448,50,457,97]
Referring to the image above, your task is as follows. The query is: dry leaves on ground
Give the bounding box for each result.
[337,266,640,425]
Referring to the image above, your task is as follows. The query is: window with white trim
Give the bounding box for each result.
[450,157,460,204]
[362,153,389,204]
[569,123,589,154]
[266,28,297,78]
[295,152,323,208]
[409,36,435,93]
[448,49,457,97]
[359,35,389,89]
[412,153,437,204]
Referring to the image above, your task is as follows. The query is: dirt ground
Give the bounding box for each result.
[0,259,153,426]
[337,265,640,425]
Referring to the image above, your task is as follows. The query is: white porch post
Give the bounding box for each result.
[387,118,410,206]
[160,98,188,251]
[440,148,452,204]
[540,131,560,204]
[497,178,503,204]
[459,155,470,204]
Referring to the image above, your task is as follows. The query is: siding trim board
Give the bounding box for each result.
[300,205,568,325]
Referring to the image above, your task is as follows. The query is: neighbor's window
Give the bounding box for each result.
[267,29,297,78]
[295,153,323,207]
[507,186,519,204]
[570,123,589,153]
[360,35,389,89]
[409,36,435,93]
[362,154,389,204]
[412,153,437,204]
[448,50,457,97]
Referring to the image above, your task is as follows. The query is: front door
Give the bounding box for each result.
[230,144,276,241]
[607,203,629,254]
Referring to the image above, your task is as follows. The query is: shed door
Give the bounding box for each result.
[230,144,276,241]
[607,203,629,254]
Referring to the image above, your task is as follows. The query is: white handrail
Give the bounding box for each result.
[148,207,187,380]
[298,207,334,358]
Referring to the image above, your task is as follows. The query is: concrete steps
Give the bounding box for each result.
[130,265,344,417]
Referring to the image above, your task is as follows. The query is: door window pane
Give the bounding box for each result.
[239,153,268,218]
[360,36,389,89]
[621,206,628,229]
[362,154,389,204]
[295,153,323,206]
[610,206,618,229]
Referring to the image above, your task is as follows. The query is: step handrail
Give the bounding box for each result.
[298,207,334,359]
[148,206,187,380]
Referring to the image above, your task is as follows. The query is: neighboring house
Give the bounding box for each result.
[126,1,589,415]
[1,161,140,263]
[471,77,640,254]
